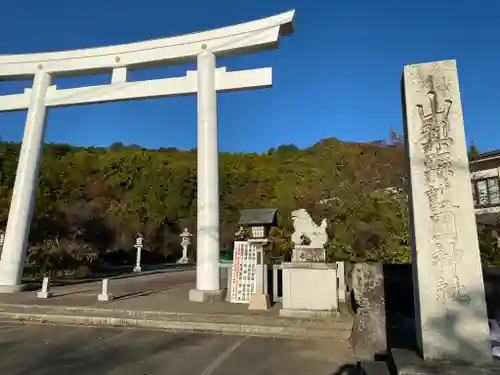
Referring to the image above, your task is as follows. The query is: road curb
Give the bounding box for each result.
[0,310,351,340]
[0,304,353,331]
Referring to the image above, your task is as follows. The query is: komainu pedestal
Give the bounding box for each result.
[280,262,338,318]
[402,60,492,364]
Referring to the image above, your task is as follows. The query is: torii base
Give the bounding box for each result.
[0,284,25,294]
[189,289,225,303]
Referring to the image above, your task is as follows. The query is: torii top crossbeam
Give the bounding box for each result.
[0,10,295,80]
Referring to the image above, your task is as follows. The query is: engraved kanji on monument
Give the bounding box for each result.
[402,60,491,364]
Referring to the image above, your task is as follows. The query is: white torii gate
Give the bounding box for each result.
[0,10,295,300]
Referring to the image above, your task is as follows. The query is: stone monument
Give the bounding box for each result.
[98,278,113,302]
[402,60,492,364]
[280,209,338,318]
[36,276,53,299]
[349,263,387,358]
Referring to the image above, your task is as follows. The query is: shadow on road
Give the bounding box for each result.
[0,327,209,375]
[330,363,358,375]
[113,283,188,301]
[21,263,193,290]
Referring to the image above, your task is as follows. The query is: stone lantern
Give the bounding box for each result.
[178,228,192,264]
[133,233,144,273]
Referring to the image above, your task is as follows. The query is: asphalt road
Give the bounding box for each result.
[0,322,357,375]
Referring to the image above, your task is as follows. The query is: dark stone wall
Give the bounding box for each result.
[382,264,414,318]
[350,263,500,354]
[380,264,500,320]
[481,266,500,319]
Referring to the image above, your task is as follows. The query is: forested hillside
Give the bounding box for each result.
[0,134,498,276]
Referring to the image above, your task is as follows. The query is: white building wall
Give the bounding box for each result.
[471,166,500,215]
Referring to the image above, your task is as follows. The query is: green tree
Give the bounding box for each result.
[1,133,494,278]
[468,142,480,161]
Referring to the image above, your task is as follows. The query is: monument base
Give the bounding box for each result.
[385,348,500,375]
[248,294,270,310]
[98,294,114,302]
[0,284,25,294]
[189,289,225,303]
[281,262,338,314]
[177,258,189,264]
[358,360,391,375]
[279,308,338,319]
[36,291,53,299]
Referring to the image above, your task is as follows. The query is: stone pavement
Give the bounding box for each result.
[0,269,354,341]
[0,269,278,315]
[0,322,359,375]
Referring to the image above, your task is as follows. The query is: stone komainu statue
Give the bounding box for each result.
[290,209,328,247]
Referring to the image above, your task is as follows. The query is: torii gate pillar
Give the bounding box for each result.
[189,49,222,301]
[0,72,51,292]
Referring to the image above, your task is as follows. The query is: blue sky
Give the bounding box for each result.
[0,0,499,153]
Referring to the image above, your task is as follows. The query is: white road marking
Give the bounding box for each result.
[198,336,248,375]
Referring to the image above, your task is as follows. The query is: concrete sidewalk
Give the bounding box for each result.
[0,270,354,341]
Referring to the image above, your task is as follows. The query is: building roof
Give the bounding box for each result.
[239,208,278,226]
[470,149,500,164]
